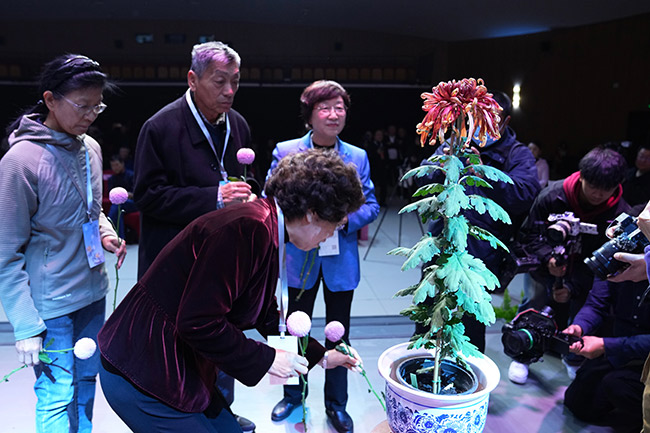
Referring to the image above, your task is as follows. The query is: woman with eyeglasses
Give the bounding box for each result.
[265,80,380,433]
[0,54,126,433]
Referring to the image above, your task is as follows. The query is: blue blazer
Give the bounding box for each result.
[267,132,380,292]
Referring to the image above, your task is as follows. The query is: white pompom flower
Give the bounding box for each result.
[286,311,312,338]
[73,338,97,360]
[109,187,129,205]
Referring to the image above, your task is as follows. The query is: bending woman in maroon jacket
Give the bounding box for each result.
[97,149,365,433]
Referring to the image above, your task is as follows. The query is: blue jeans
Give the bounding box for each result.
[34,298,105,433]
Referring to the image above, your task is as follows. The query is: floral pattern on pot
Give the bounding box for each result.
[386,388,488,433]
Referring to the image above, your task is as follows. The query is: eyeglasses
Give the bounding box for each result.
[316,104,346,116]
[60,96,107,116]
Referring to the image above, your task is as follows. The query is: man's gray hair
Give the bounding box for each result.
[190,42,241,77]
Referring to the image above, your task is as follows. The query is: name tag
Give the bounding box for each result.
[267,335,299,385]
[82,219,105,268]
[319,232,340,256]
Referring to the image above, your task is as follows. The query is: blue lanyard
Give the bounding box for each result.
[185,89,231,180]
[274,198,288,337]
[84,145,93,219]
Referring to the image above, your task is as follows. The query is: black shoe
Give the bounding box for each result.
[271,397,300,422]
[234,414,256,432]
[326,408,354,433]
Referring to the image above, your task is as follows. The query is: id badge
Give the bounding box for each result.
[319,232,340,256]
[267,335,299,385]
[82,219,105,268]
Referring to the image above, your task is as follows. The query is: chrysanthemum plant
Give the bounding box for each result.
[389,78,512,394]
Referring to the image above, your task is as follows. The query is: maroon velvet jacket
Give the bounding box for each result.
[98,198,326,412]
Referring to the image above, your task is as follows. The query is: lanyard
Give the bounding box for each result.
[47,143,93,220]
[185,88,231,180]
[84,146,92,219]
[274,198,289,337]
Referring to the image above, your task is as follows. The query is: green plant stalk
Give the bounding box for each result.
[432,330,443,394]
[112,204,123,311]
[1,364,27,382]
[298,335,308,432]
[336,343,386,412]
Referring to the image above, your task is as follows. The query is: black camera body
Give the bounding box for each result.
[501,306,582,365]
[585,213,650,280]
[546,212,598,266]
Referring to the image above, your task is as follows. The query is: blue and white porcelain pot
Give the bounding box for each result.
[378,342,500,433]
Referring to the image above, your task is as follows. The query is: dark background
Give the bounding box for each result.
[1,2,649,177]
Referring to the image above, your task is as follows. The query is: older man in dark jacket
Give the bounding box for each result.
[132,41,256,431]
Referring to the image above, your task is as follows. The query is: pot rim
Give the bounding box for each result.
[378,342,500,406]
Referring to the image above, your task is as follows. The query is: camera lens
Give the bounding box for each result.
[547,221,569,245]
[502,329,535,358]
[584,239,622,280]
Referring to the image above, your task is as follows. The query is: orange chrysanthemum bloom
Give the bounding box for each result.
[416,78,502,148]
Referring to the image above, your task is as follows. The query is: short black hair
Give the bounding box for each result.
[491,91,512,119]
[579,146,627,189]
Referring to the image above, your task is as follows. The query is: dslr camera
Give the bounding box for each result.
[497,212,596,288]
[546,212,597,266]
[501,306,582,365]
[584,213,650,279]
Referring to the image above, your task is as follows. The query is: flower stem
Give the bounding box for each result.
[112,205,123,311]
[337,342,386,412]
[1,364,27,383]
[298,336,308,432]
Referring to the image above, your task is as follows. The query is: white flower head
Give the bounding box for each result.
[73,338,97,360]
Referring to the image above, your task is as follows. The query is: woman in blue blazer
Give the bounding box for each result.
[266,80,379,433]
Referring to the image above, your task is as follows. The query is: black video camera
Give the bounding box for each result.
[546,212,598,266]
[497,212,598,289]
[501,306,582,365]
[584,213,650,280]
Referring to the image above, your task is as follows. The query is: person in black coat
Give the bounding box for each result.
[132,41,256,432]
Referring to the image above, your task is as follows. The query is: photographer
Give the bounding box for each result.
[561,275,650,433]
[560,200,650,433]
[509,146,629,384]
[637,200,650,433]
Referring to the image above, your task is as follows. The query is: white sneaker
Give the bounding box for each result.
[508,361,529,384]
[562,357,581,380]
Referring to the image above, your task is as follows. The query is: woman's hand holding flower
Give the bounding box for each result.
[4,337,97,383]
[15,336,43,367]
[102,235,127,269]
[326,348,362,373]
[268,349,308,378]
